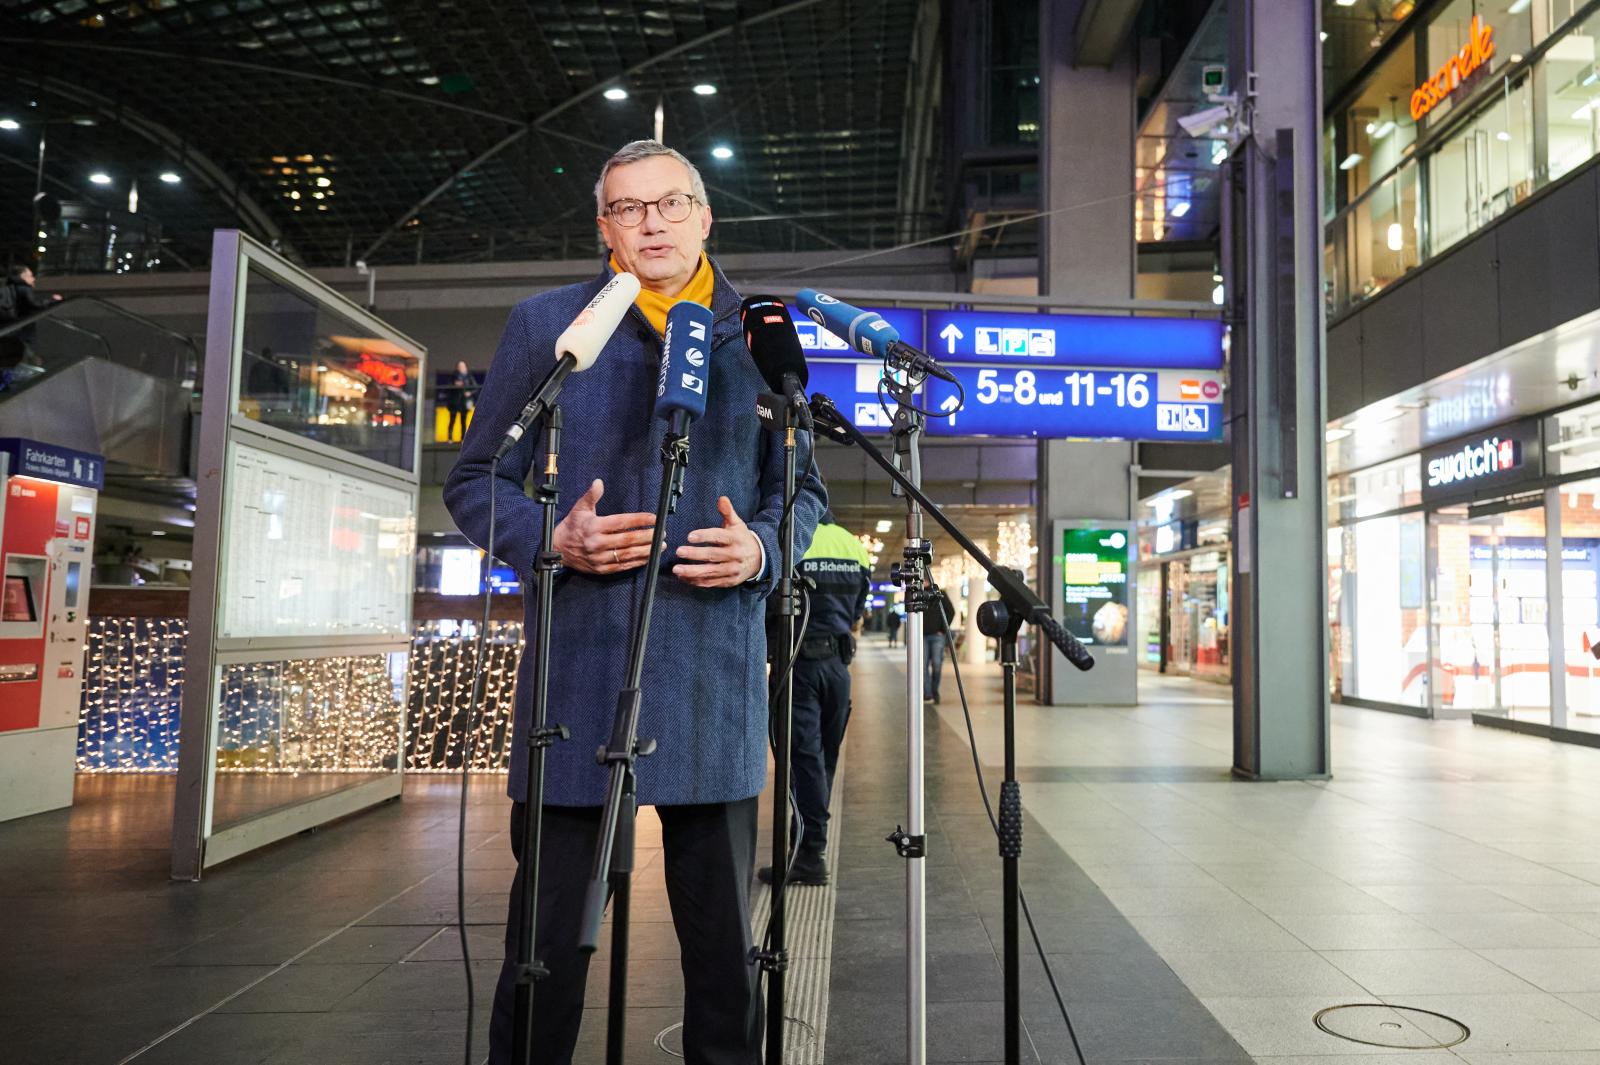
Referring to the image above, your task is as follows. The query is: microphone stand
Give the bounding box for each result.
[753,391,801,1065]
[578,412,692,1065]
[883,376,930,1065]
[808,393,1096,1065]
[510,408,572,1065]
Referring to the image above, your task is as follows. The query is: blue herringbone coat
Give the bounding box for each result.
[444,259,827,806]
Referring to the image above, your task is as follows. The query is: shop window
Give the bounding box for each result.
[1333,46,1420,208]
[1546,398,1600,476]
[1348,161,1421,303]
[1427,74,1534,254]
[1422,0,1534,130]
[1328,453,1422,522]
[1542,9,1600,183]
[1333,513,1430,708]
[1556,479,1600,734]
[1429,502,1550,722]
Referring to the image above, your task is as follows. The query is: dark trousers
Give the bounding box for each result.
[789,653,851,853]
[924,633,946,700]
[490,798,763,1065]
[447,404,468,441]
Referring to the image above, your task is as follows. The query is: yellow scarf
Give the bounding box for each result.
[609,252,714,337]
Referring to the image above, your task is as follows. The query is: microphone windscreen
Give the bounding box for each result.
[740,296,808,392]
[655,301,715,424]
[556,271,641,371]
[795,288,900,359]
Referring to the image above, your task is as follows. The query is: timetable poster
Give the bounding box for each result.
[1060,527,1130,647]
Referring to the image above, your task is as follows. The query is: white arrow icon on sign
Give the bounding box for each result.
[939,323,963,354]
[940,393,960,426]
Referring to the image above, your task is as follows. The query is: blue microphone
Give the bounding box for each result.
[795,288,960,384]
[655,300,715,435]
[796,288,900,358]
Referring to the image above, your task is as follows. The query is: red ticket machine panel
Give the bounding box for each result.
[0,450,99,734]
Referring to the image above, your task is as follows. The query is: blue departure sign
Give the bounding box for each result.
[922,367,1223,441]
[806,360,919,433]
[797,307,924,357]
[924,310,1223,370]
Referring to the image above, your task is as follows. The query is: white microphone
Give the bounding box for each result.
[495,272,641,460]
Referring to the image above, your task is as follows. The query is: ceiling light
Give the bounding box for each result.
[1508,0,1531,13]
[1386,222,1404,251]
[159,171,181,184]
[692,83,717,95]
[1170,201,1191,218]
[150,529,166,537]
[711,145,734,160]
[72,116,96,126]
[1338,153,1363,170]
[1320,31,1328,42]
[603,87,628,101]
[1574,103,1594,121]
[1326,427,1354,442]
[1496,130,1511,141]
[875,520,893,533]
[1166,489,1193,501]
[420,75,440,86]
[1211,283,1224,305]
[1210,141,1229,164]
[0,119,18,131]
[1372,120,1395,139]
[1584,71,1600,87]
[1365,122,1377,134]
[1335,0,1356,6]
[89,172,112,185]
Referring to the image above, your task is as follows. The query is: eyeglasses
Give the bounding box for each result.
[605,193,698,227]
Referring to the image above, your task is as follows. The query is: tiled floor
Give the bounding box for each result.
[930,661,1600,1065]
[8,645,1600,1064]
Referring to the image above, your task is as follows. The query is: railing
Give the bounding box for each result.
[0,295,199,398]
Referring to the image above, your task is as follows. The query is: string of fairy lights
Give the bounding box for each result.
[75,617,525,774]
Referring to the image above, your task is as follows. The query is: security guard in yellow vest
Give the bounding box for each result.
[761,511,871,886]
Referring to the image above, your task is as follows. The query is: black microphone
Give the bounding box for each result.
[741,295,813,430]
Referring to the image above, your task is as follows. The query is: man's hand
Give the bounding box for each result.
[673,496,763,588]
[552,479,658,575]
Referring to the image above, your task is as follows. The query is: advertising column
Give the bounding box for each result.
[0,438,103,822]
[1053,522,1137,705]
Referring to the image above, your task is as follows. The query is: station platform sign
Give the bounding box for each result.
[922,367,1223,441]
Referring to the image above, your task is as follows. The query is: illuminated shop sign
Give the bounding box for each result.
[1059,527,1130,647]
[1427,436,1519,488]
[1410,16,1495,121]
[1419,417,1542,503]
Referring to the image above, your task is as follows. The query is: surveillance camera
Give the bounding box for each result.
[1177,103,1234,139]
[355,259,369,273]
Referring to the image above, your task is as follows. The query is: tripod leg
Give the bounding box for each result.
[606,777,638,1065]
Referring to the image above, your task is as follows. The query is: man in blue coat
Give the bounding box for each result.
[445,139,826,1065]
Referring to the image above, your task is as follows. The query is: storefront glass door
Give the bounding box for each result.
[1555,481,1600,735]
[1429,502,1551,723]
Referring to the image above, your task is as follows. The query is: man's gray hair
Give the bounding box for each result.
[594,140,710,216]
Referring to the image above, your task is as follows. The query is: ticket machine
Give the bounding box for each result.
[0,438,102,822]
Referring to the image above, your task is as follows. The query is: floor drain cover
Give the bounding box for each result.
[1315,1004,1470,1049]
[655,1017,816,1059]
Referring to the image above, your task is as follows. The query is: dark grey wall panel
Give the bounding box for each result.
[1496,169,1600,350]
[1420,235,1500,381]
[1326,315,1363,420]
[1359,278,1424,405]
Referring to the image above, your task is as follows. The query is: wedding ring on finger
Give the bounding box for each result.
[612,548,620,565]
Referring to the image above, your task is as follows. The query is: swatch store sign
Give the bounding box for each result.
[1420,419,1543,503]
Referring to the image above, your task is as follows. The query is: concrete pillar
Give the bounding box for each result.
[1036,0,1138,706]
[1225,0,1330,777]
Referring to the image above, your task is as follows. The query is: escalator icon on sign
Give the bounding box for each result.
[1156,403,1210,433]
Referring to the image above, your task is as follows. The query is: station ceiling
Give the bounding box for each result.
[0,0,936,270]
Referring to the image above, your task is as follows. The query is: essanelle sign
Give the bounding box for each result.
[1420,418,1542,503]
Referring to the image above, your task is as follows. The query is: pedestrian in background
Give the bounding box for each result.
[886,606,901,646]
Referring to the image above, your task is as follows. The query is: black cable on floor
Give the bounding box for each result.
[942,627,1090,1065]
[458,462,500,1065]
